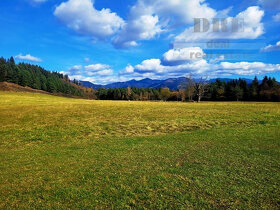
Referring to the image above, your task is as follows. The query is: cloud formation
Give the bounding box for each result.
[113,14,162,48]
[113,0,216,48]
[85,64,111,72]
[54,0,124,40]
[162,47,204,65]
[63,47,280,84]
[15,54,42,62]
[119,47,280,80]
[62,63,114,84]
[175,6,265,42]
[53,0,267,49]
[261,41,280,52]
[66,65,82,76]
[85,63,113,76]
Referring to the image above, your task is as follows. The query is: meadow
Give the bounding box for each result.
[0,91,279,209]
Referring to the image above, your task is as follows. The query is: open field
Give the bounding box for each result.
[0,91,280,209]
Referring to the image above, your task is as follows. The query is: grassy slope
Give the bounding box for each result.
[0,92,279,209]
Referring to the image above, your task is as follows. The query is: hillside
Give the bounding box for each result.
[0,82,94,99]
[0,57,84,97]
[0,82,50,94]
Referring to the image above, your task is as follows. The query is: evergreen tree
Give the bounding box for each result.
[0,57,7,82]
[47,79,56,93]
[250,76,259,100]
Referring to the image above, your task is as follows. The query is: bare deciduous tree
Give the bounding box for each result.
[186,75,195,101]
[194,78,208,102]
[178,89,186,102]
[127,87,132,100]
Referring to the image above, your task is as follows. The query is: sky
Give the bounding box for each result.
[0,0,280,84]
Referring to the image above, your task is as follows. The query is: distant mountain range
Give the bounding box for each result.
[80,77,258,90]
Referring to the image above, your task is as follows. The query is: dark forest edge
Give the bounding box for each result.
[1,57,280,102]
[0,57,84,97]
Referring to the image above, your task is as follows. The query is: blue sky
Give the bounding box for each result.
[0,0,280,84]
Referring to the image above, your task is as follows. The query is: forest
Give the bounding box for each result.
[0,57,83,96]
[1,57,280,101]
[92,76,280,102]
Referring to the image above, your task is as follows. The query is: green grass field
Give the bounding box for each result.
[0,91,280,209]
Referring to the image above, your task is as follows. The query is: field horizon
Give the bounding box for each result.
[0,91,279,208]
[1,0,280,208]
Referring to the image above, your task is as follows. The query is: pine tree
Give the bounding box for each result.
[249,76,259,100]
[47,79,56,93]
[0,57,7,82]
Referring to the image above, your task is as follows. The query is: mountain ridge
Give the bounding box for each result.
[81,77,259,90]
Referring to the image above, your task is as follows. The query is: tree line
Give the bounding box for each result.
[0,56,279,101]
[91,76,280,102]
[0,57,83,96]
[206,76,280,102]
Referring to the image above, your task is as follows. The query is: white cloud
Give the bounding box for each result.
[135,59,164,73]
[162,47,204,65]
[113,0,216,48]
[121,64,134,74]
[175,6,265,42]
[51,0,269,49]
[261,41,280,52]
[71,65,82,70]
[218,62,279,75]
[63,63,114,84]
[273,13,280,22]
[152,0,217,25]
[66,56,280,85]
[209,55,225,64]
[69,74,117,85]
[84,63,113,76]
[68,75,94,83]
[134,58,210,76]
[96,69,114,76]
[113,14,162,48]
[54,0,124,40]
[66,65,82,76]
[15,54,42,62]
[85,64,111,72]
[133,59,279,79]
[119,47,280,80]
